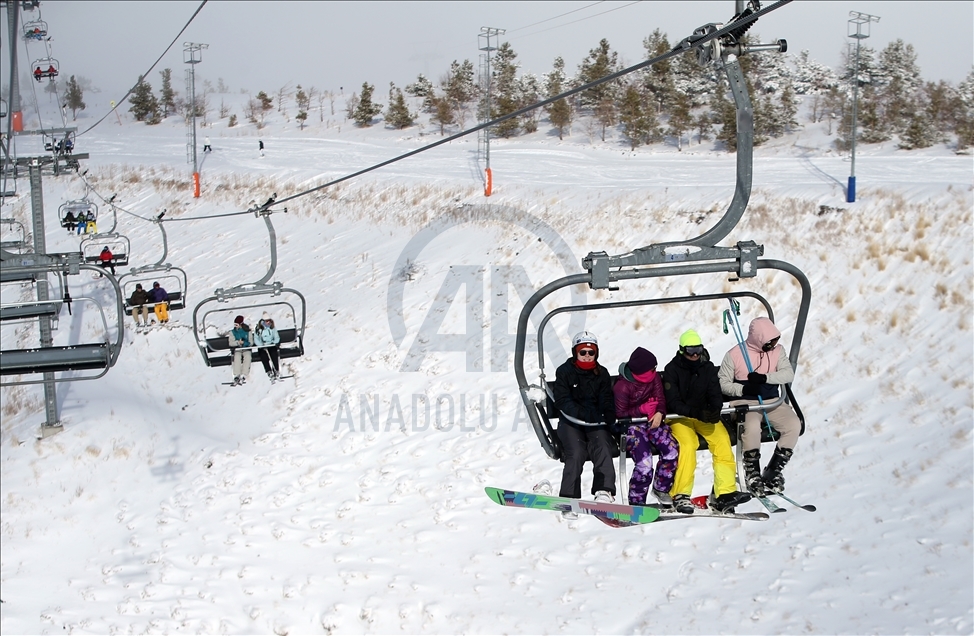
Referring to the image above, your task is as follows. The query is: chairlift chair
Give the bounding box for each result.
[80,233,131,268]
[192,284,307,367]
[0,269,65,323]
[22,19,48,40]
[58,200,97,229]
[32,58,59,81]
[0,217,29,251]
[116,213,188,312]
[118,267,188,314]
[191,201,306,368]
[512,14,805,463]
[0,260,125,386]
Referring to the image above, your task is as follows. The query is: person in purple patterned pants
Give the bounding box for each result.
[613,347,680,506]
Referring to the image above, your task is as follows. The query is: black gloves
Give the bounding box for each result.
[747,372,767,384]
[741,382,761,398]
[609,420,628,436]
[701,409,722,423]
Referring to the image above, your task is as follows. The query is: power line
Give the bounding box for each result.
[77,1,208,137]
[509,1,643,41]
[505,2,607,34]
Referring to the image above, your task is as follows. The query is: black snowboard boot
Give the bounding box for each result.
[742,449,767,496]
[762,447,794,494]
[708,490,752,514]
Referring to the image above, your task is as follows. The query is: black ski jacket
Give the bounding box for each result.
[553,358,616,427]
[662,349,724,422]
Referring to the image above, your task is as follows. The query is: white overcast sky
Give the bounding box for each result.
[6,1,973,104]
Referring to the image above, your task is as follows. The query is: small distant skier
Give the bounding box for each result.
[203,136,211,152]
[258,139,264,157]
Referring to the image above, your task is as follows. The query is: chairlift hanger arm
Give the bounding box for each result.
[586,28,788,283]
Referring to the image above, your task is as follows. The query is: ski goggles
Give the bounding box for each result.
[681,345,704,356]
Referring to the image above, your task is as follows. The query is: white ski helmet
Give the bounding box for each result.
[572,331,598,349]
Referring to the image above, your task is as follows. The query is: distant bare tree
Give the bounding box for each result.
[244,98,259,126]
[277,82,292,114]
[306,85,319,119]
[219,99,231,119]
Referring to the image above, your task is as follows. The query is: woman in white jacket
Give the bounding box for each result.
[254,317,282,381]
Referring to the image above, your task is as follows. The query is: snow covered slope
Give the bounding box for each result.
[1,100,972,634]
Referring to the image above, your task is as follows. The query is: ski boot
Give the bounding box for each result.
[652,488,673,507]
[743,449,768,496]
[672,494,695,514]
[762,447,793,494]
[708,490,752,514]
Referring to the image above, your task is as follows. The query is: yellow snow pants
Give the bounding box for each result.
[669,418,738,498]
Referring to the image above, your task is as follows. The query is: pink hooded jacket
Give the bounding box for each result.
[718,317,795,398]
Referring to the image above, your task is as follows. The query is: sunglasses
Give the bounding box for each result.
[577,349,596,357]
[682,345,704,356]
[762,337,780,351]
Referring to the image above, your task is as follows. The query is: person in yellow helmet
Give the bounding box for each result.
[663,329,751,514]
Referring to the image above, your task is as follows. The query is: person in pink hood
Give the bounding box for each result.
[718,317,801,495]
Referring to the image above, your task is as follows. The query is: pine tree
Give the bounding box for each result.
[857,84,890,144]
[878,39,922,134]
[544,57,572,139]
[430,95,455,135]
[405,74,436,112]
[692,110,713,145]
[954,70,974,151]
[443,59,476,127]
[577,38,618,108]
[352,82,382,127]
[792,49,839,96]
[128,75,159,123]
[672,49,717,109]
[295,85,309,112]
[519,74,541,133]
[491,42,521,138]
[159,68,175,117]
[385,83,415,129]
[642,29,675,115]
[617,83,651,149]
[667,90,693,150]
[254,90,273,127]
[64,75,85,120]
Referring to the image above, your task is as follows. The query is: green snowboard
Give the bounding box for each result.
[485,486,660,526]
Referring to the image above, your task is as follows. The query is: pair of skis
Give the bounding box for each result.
[222,374,292,387]
[485,487,770,528]
[749,490,816,513]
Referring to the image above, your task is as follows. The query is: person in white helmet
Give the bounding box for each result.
[552,331,617,509]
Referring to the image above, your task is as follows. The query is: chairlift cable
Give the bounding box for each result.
[77,1,209,138]
[140,0,790,226]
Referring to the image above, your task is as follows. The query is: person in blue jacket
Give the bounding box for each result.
[254,317,282,381]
